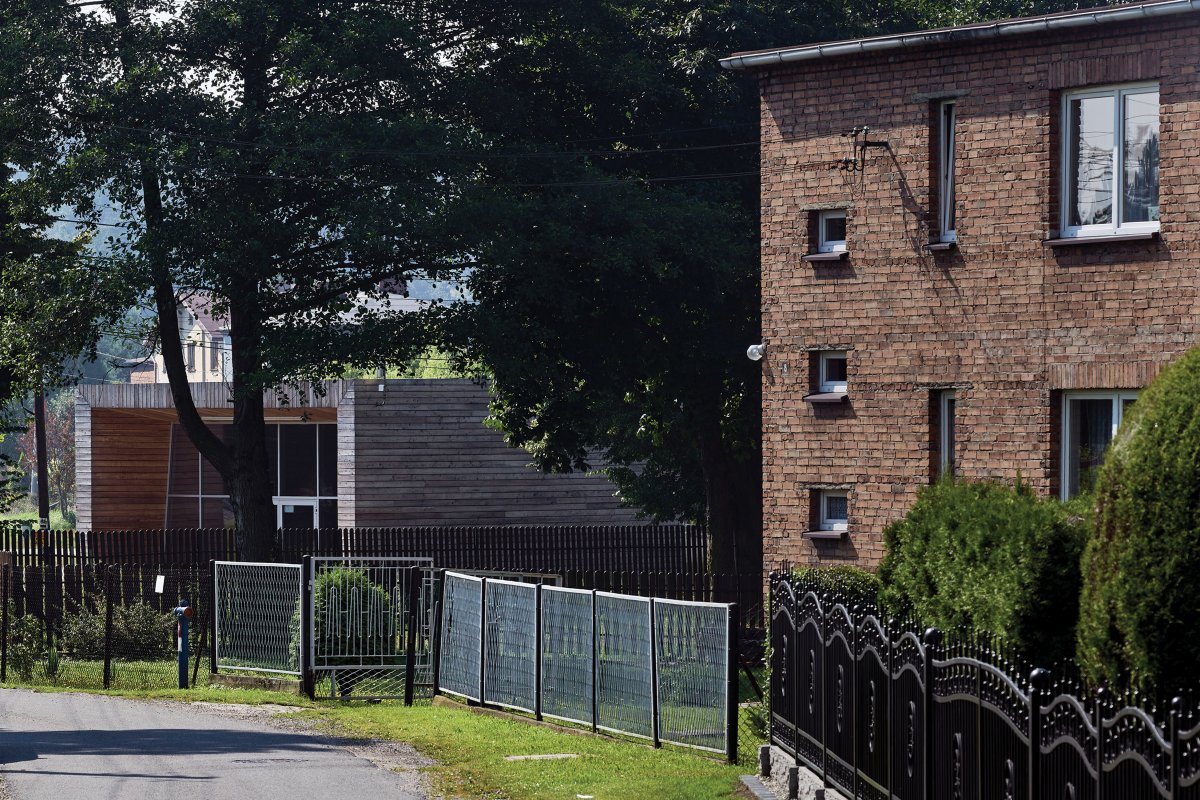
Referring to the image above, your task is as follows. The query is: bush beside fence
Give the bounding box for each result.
[1,563,208,690]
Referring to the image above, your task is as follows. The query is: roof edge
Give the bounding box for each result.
[720,0,1200,70]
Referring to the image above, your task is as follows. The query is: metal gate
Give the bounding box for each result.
[307,556,434,700]
[214,561,304,675]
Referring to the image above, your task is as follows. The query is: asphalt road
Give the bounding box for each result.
[0,689,428,800]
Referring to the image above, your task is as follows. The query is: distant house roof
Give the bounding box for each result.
[181,288,431,332]
[184,293,228,335]
[720,0,1199,70]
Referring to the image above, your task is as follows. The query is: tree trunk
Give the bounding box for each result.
[227,291,278,561]
[695,408,763,613]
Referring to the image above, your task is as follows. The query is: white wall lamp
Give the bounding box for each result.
[746,344,766,362]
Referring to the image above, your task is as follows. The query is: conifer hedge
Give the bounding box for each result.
[1077,348,1200,692]
[877,479,1088,665]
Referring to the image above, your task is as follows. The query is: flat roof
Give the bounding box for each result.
[720,0,1200,70]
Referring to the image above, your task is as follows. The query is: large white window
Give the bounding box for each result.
[938,101,957,242]
[1061,391,1138,499]
[1061,83,1159,237]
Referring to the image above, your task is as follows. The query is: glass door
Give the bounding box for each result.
[277,500,318,529]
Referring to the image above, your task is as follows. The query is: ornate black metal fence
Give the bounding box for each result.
[769,573,1200,800]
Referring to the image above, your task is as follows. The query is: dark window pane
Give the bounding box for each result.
[1068,398,1113,497]
[168,424,200,496]
[823,214,846,244]
[1069,95,1114,227]
[201,497,234,528]
[166,495,199,528]
[267,425,278,496]
[279,424,318,496]
[318,425,337,497]
[943,396,957,476]
[199,425,232,496]
[824,494,848,521]
[824,356,847,383]
[1123,91,1159,223]
[319,499,338,530]
[942,103,956,231]
[280,501,316,529]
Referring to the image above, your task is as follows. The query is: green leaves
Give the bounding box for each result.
[1079,347,1200,693]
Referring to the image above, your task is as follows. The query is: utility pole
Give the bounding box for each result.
[34,388,51,541]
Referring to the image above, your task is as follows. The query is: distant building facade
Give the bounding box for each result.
[75,379,639,530]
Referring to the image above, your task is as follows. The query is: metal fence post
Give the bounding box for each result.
[431,570,444,698]
[1,562,9,683]
[209,560,218,676]
[1095,688,1107,800]
[534,583,543,722]
[591,588,599,733]
[301,556,314,699]
[726,602,739,764]
[102,565,115,689]
[1028,668,1050,800]
[478,576,488,706]
[403,565,419,706]
[650,598,661,749]
[1171,696,1184,800]
[922,629,941,800]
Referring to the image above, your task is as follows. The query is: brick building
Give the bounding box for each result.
[723,2,1200,569]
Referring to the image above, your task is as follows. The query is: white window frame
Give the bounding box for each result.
[819,490,849,532]
[1060,390,1138,499]
[1060,82,1160,238]
[939,389,956,477]
[818,209,847,253]
[938,100,957,243]
[818,350,848,393]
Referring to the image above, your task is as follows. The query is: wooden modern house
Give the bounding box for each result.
[75,379,640,530]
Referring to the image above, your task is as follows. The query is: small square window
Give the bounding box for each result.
[820,490,849,532]
[819,351,848,393]
[818,210,847,253]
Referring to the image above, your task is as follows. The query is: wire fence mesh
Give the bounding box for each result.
[540,586,594,726]
[1,563,208,690]
[214,561,302,675]
[654,598,730,753]
[437,573,736,757]
[596,592,654,740]
[483,579,537,712]
[437,571,483,701]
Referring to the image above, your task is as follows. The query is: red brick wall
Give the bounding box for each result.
[755,17,1200,571]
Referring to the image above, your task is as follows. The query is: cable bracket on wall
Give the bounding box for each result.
[833,126,888,172]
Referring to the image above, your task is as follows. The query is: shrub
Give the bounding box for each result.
[877,478,1088,664]
[789,564,880,606]
[298,568,392,695]
[59,596,173,662]
[8,612,45,681]
[1078,347,1200,692]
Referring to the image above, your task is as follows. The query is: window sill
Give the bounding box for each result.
[925,241,957,252]
[802,251,848,263]
[803,391,849,404]
[803,530,847,540]
[1044,231,1159,247]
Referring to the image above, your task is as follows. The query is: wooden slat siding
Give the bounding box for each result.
[87,411,173,531]
[75,392,94,530]
[336,384,357,526]
[348,380,641,527]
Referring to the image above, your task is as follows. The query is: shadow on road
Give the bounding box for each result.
[0,726,332,767]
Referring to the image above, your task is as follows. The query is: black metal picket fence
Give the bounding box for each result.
[769,572,1200,800]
